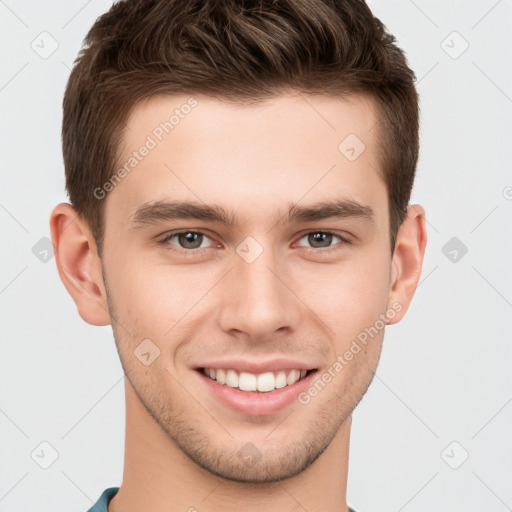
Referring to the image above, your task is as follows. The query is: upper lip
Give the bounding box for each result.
[195,358,318,374]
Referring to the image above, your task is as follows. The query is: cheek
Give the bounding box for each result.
[104,256,224,362]
[106,253,192,320]
[105,235,391,345]
[297,254,391,338]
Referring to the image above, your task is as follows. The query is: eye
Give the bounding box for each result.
[295,231,346,249]
[161,230,218,251]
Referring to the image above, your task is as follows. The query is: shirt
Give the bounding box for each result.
[87,488,118,512]
[87,487,358,511]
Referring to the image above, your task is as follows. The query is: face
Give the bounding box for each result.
[101,92,395,482]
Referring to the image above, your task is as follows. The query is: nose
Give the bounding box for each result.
[217,244,302,342]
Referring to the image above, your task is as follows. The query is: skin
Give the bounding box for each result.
[50,91,427,512]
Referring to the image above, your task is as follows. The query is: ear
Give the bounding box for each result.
[49,203,111,326]
[386,204,427,325]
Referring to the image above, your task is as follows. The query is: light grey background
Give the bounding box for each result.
[1,1,511,511]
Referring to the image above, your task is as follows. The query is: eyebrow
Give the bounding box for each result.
[128,198,374,228]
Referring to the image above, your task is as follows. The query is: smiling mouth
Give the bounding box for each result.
[199,367,316,393]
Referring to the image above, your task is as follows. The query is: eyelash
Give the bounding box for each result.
[158,230,351,256]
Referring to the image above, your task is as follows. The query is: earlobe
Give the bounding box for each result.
[49,203,111,326]
[387,205,427,325]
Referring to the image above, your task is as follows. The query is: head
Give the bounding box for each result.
[51,0,426,483]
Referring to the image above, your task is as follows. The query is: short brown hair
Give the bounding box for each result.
[62,0,419,256]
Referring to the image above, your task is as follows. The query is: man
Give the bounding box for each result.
[50,0,427,510]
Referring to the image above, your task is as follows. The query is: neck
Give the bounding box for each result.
[109,383,351,512]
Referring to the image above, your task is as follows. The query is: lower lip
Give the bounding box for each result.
[196,370,317,416]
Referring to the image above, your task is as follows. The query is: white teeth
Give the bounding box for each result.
[216,368,226,385]
[239,372,257,391]
[257,372,275,392]
[225,369,239,388]
[287,369,300,386]
[203,367,310,392]
[275,371,287,389]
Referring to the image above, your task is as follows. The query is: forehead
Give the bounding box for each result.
[107,91,386,225]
